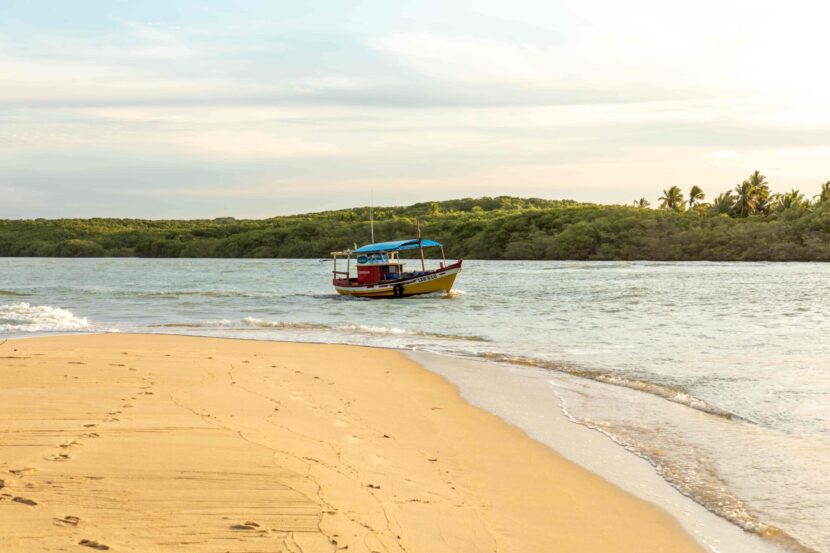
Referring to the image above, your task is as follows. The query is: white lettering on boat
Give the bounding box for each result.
[415,273,440,283]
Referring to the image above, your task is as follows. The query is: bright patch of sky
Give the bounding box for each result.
[1,0,828,217]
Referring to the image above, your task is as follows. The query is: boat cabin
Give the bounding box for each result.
[355,253,404,284]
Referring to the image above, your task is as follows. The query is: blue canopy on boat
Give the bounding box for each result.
[353,239,442,254]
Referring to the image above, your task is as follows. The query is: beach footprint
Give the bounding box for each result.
[46,453,72,462]
[230,521,262,531]
[9,467,38,477]
[78,539,109,550]
[54,515,81,527]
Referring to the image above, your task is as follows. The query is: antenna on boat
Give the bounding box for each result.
[370,190,375,244]
[417,219,426,272]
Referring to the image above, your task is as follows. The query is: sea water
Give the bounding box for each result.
[1,258,828,552]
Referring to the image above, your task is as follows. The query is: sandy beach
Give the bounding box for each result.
[0,334,703,552]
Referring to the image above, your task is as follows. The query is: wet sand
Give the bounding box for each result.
[0,334,704,552]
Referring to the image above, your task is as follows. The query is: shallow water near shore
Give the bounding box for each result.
[2,258,829,552]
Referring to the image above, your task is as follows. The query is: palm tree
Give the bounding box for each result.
[688,185,705,209]
[733,170,770,216]
[773,189,806,211]
[633,198,650,208]
[733,180,756,217]
[815,181,830,203]
[711,191,735,214]
[658,186,685,211]
[748,171,771,214]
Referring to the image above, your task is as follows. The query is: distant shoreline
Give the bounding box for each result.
[4,196,830,261]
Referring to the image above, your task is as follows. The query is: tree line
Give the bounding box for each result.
[636,171,830,217]
[2,180,830,261]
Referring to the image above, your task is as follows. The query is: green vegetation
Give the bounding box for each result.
[3,173,830,260]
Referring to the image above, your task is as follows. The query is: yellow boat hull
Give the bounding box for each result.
[334,264,461,298]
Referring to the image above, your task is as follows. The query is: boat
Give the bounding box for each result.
[331,238,462,298]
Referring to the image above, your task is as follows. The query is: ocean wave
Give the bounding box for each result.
[242,318,331,331]
[150,317,488,342]
[0,302,91,332]
[473,352,739,420]
[241,317,489,342]
[115,290,259,299]
[149,318,327,331]
[0,290,31,297]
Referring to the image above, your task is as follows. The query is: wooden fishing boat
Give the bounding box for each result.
[331,238,462,298]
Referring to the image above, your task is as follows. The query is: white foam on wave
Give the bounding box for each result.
[242,318,487,341]
[152,317,488,343]
[243,318,459,338]
[0,302,91,332]
[241,317,324,330]
[341,324,409,335]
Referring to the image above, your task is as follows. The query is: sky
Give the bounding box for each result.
[2,0,829,218]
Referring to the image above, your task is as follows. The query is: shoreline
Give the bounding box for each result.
[1,333,706,552]
[410,351,786,553]
[0,330,800,552]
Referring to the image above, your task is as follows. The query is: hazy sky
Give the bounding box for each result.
[2,0,829,218]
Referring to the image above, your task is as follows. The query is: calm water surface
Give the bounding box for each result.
[1,258,828,552]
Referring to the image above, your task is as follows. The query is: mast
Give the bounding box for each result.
[417,219,425,272]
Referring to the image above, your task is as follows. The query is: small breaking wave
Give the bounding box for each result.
[0,302,91,333]
[241,318,335,331]
[0,290,31,297]
[245,317,488,341]
[115,290,259,299]
[150,317,488,343]
[473,351,739,420]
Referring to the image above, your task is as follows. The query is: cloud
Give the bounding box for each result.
[370,32,553,82]
[2,3,830,218]
[0,20,699,110]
